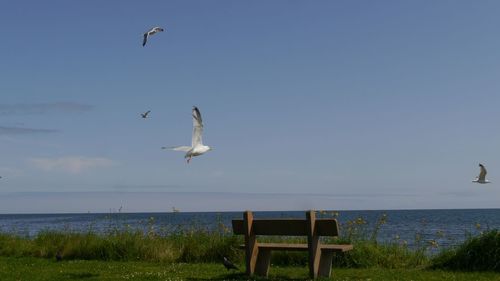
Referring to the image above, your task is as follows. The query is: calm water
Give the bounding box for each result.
[1,209,499,249]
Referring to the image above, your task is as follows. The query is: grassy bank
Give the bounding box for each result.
[432,229,500,271]
[1,256,499,281]
[1,213,499,278]
[0,229,431,269]
[0,229,241,263]
[0,213,431,269]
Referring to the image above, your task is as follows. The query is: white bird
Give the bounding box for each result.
[143,27,164,47]
[162,106,212,163]
[472,163,491,184]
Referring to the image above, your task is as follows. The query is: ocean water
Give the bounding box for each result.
[0,209,499,249]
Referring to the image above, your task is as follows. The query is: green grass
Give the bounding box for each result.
[333,240,427,269]
[0,229,243,263]
[1,256,499,281]
[1,213,498,279]
[432,229,500,272]
[0,212,430,268]
[0,229,429,268]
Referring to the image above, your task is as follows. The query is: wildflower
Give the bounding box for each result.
[355,217,366,225]
[378,213,387,225]
[415,233,422,243]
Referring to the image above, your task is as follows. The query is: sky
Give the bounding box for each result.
[0,1,499,213]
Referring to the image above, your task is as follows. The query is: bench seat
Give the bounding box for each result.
[239,243,353,252]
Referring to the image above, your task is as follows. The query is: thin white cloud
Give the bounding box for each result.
[29,156,116,174]
[0,166,24,177]
[0,102,93,115]
[0,126,59,135]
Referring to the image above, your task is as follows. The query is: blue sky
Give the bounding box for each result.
[1,1,499,213]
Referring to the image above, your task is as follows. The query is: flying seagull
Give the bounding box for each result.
[141,110,151,119]
[223,257,238,271]
[143,27,164,47]
[162,106,212,163]
[472,163,491,184]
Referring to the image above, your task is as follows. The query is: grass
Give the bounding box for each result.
[0,229,242,263]
[1,213,499,280]
[0,213,431,269]
[333,240,427,269]
[432,229,500,272]
[0,229,430,269]
[1,256,500,281]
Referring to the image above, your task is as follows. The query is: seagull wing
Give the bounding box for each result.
[163,146,191,152]
[142,33,148,46]
[192,106,203,147]
[478,164,487,181]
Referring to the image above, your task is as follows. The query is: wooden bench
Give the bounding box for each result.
[232,210,353,279]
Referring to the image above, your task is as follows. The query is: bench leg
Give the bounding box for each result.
[318,251,334,278]
[254,249,272,277]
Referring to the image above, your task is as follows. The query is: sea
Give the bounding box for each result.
[1,209,499,249]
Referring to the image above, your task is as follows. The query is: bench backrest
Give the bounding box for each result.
[232,212,339,237]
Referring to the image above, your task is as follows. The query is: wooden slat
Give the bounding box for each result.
[259,243,309,250]
[232,218,339,236]
[238,243,353,252]
[233,219,306,235]
[320,244,353,252]
[239,243,308,250]
[316,219,339,236]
